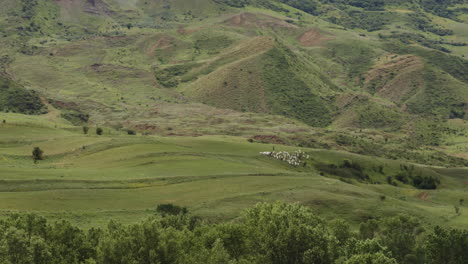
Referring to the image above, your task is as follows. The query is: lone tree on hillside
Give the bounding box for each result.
[82,126,89,135]
[32,147,44,163]
[96,127,103,135]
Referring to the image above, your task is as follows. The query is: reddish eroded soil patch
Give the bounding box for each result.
[364,55,425,103]
[177,27,201,35]
[225,12,298,30]
[418,192,430,202]
[298,29,333,46]
[252,135,286,145]
[142,34,181,57]
[149,36,173,56]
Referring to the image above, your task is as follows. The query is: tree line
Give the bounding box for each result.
[0,202,466,264]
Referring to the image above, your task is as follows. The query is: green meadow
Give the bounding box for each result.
[0,112,466,229]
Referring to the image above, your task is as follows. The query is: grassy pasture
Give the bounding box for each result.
[0,113,466,229]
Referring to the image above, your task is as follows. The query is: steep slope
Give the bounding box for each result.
[0,73,46,114]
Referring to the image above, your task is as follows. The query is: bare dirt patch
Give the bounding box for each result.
[364,55,425,103]
[365,55,422,82]
[417,192,430,202]
[149,36,173,56]
[298,29,332,46]
[177,27,201,35]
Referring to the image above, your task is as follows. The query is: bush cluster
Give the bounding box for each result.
[316,160,371,182]
[392,165,440,189]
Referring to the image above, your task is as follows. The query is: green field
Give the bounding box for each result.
[0,112,466,229]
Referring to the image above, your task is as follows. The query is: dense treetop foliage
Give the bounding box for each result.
[0,202,466,264]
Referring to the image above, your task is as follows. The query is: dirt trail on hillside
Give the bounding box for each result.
[149,35,173,56]
[40,97,61,122]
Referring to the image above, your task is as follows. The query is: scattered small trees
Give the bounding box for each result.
[32,147,43,163]
[96,127,103,135]
[82,126,89,135]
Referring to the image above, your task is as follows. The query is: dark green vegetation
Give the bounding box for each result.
[0,75,45,115]
[1,202,467,264]
[31,146,44,163]
[262,47,333,126]
[155,63,201,88]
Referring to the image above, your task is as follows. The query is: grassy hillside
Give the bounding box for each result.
[0,112,466,229]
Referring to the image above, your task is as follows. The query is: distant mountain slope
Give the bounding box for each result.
[0,0,466,165]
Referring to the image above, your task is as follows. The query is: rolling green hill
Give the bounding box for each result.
[0,0,466,166]
[0,112,467,230]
